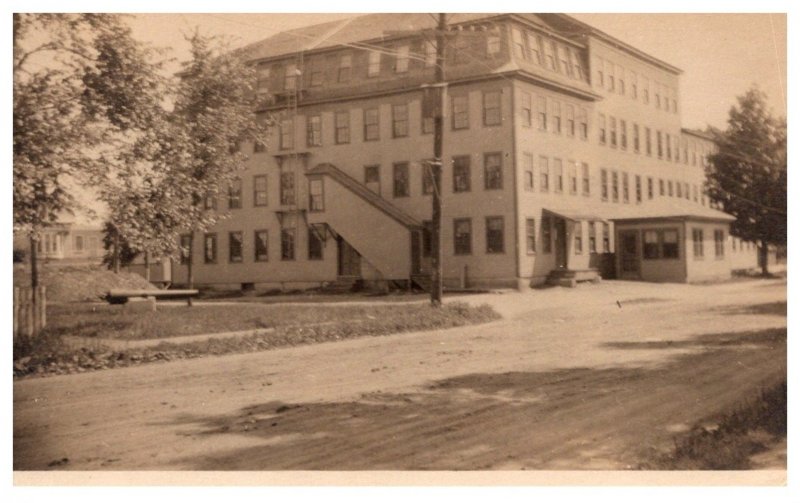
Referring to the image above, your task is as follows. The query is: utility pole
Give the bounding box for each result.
[429,12,446,307]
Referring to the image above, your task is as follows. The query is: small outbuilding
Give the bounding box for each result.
[609,201,745,283]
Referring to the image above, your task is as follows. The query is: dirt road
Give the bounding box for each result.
[14,279,786,471]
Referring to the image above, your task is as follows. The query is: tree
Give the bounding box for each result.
[167,32,266,299]
[101,221,139,270]
[705,87,787,275]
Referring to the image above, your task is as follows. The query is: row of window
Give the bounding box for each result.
[692,228,726,259]
[600,169,706,206]
[182,228,325,265]
[521,155,591,196]
[597,114,711,166]
[509,25,587,82]
[521,93,589,140]
[594,56,678,114]
[524,218,612,256]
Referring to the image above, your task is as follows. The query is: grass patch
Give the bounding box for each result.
[640,380,787,470]
[14,302,500,378]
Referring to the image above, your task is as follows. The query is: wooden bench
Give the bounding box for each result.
[103,289,199,310]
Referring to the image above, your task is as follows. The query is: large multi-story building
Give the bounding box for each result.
[170,13,757,290]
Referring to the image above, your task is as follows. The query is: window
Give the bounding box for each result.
[255,64,271,94]
[674,136,681,164]
[484,152,503,190]
[578,107,588,140]
[542,217,552,253]
[229,178,242,209]
[642,77,650,104]
[309,178,324,211]
[635,175,642,203]
[204,233,217,264]
[596,56,605,88]
[422,165,434,195]
[280,228,295,260]
[568,161,578,195]
[280,118,293,150]
[486,217,504,253]
[520,92,532,127]
[609,116,617,147]
[602,222,610,252]
[511,28,526,59]
[607,60,615,91]
[682,138,689,164]
[622,172,629,203]
[528,33,542,63]
[393,162,409,197]
[254,139,266,153]
[539,156,549,192]
[306,115,322,147]
[714,229,725,258]
[551,100,562,134]
[676,181,683,199]
[280,169,295,205]
[630,71,638,99]
[180,234,192,265]
[633,123,640,153]
[645,127,652,156]
[655,83,661,109]
[644,229,679,260]
[483,91,502,126]
[363,108,380,141]
[565,104,575,137]
[657,131,663,158]
[574,222,583,254]
[666,132,672,160]
[545,41,557,71]
[647,177,654,199]
[571,48,584,79]
[559,46,571,77]
[454,218,472,255]
[643,230,659,259]
[335,111,350,144]
[253,175,268,207]
[422,114,434,135]
[392,104,409,137]
[589,221,597,253]
[284,63,298,90]
[486,30,501,56]
[692,228,704,258]
[336,54,353,82]
[229,232,243,263]
[452,155,471,193]
[611,171,619,202]
[598,113,606,144]
[620,120,627,150]
[254,230,268,262]
[668,180,674,197]
[395,45,409,73]
[526,218,536,254]
[364,165,380,189]
[367,51,381,77]
[537,96,547,131]
[309,63,324,87]
[73,235,83,252]
[524,153,534,192]
[659,179,665,197]
[601,169,608,201]
[204,193,217,210]
[452,95,469,130]
[553,158,563,193]
[581,163,590,196]
[308,227,323,260]
[693,185,699,202]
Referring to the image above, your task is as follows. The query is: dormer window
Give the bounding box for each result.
[395,45,409,73]
[338,53,352,83]
[367,51,381,76]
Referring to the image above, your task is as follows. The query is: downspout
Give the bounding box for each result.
[510,82,521,288]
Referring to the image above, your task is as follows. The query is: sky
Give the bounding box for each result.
[124,12,787,131]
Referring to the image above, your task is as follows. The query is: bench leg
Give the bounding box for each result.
[147,296,157,312]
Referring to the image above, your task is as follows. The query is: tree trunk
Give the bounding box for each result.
[187,231,195,307]
[113,230,121,274]
[144,251,151,282]
[29,234,39,291]
[760,240,769,277]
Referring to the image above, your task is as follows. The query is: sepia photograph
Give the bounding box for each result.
[9,2,791,495]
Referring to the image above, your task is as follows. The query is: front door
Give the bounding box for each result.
[337,237,361,276]
[619,230,640,279]
[554,218,568,269]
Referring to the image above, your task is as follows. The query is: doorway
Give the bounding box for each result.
[619,230,640,279]
[554,218,568,269]
[337,237,361,277]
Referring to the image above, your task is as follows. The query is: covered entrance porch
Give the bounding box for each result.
[543,208,605,287]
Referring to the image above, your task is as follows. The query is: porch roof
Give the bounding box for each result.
[543,206,608,223]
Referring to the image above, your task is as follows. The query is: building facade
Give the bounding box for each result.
[170,13,758,290]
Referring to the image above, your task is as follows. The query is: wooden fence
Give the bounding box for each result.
[13,286,46,337]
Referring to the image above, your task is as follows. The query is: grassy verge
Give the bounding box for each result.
[13,302,500,378]
[640,380,787,470]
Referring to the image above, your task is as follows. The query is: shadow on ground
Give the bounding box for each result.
[161,327,786,471]
[712,301,786,317]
